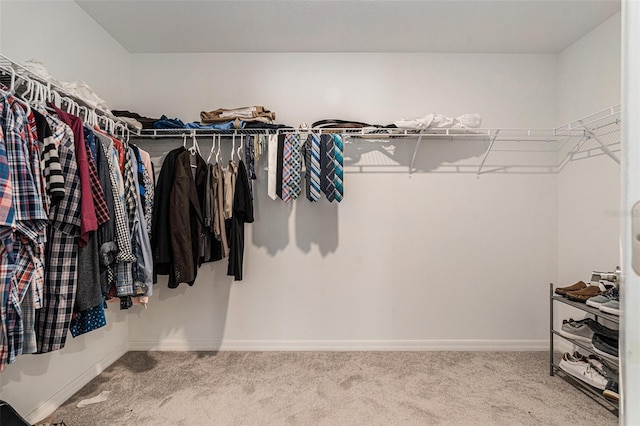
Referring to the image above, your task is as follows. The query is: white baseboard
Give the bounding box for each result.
[26,341,129,424]
[128,339,548,352]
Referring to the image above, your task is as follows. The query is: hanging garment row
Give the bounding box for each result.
[267,132,344,203]
[152,133,254,286]
[0,79,152,371]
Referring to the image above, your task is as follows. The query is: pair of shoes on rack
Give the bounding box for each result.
[555,281,586,296]
[559,352,608,390]
[559,318,595,343]
[592,333,619,361]
[587,286,620,315]
[559,318,619,343]
[566,282,613,303]
[574,351,620,402]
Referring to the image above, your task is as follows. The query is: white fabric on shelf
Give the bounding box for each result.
[394,113,482,131]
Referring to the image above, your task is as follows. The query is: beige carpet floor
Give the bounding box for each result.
[43,351,617,426]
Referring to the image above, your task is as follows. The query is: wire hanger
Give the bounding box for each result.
[237,134,243,161]
[206,134,216,164]
[231,134,236,162]
[189,132,201,156]
[215,134,222,164]
[10,69,31,116]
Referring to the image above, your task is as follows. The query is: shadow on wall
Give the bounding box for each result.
[132,135,486,259]
[150,261,233,350]
[344,136,490,173]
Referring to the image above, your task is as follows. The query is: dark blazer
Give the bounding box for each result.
[152,146,184,281]
[168,150,207,287]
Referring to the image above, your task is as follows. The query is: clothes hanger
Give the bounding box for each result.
[237,134,243,161]
[189,132,201,156]
[231,134,236,162]
[216,135,222,164]
[10,69,32,116]
[206,134,216,164]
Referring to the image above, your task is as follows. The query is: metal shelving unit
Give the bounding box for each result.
[549,283,619,416]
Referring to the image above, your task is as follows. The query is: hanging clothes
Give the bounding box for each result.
[168,149,207,287]
[35,111,81,354]
[152,146,185,282]
[227,160,254,281]
[213,161,229,258]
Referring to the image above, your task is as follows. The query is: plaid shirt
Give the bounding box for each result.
[1,97,48,365]
[99,136,135,296]
[0,97,15,370]
[85,134,110,226]
[35,115,82,353]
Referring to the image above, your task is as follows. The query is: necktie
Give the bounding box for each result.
[321,134,335,202]
[333,134,344,202]
[282,134,301,203]
[289,134,302,200]
[304,134,312,200]
[276,134,285,199]
[267,135,278,200]
[305,134,321,201]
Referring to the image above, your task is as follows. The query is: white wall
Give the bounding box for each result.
[0,1,131,422]
[0,0,130,109]
[128,53,559,350]
[554,13,621,341]
[556,13,621,286]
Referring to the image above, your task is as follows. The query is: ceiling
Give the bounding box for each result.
[75,0,621,54]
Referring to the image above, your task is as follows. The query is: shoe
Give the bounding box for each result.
[558,352,608,390]
[603,379,620,402]
[555,281,587,296]
[566,285,604,303]
[586,286,619,309]
[600,300,620,316]
[591,333,619,360]
[585,320,619,340]
[559,318,594,343]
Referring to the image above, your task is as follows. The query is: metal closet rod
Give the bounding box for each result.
[0,53,136,137]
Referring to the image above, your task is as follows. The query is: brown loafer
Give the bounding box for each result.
[555,281,587,296]
[566,285,603,303]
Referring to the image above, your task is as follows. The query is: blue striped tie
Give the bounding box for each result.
[321,134,335,202]
[333,134,344,202]
[307,134,321,201]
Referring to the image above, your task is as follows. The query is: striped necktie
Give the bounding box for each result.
[282,134,293,203]
[321,134,335,202]
[306,134,321,201]
[333,134,344,202]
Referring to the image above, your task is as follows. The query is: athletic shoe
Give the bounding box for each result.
[600,300,620,316]
[555,281,587,296]
[566,285,604,303]
[591,334,619,360]
[586,286,619,308]
[603,379,620,402]
[558,352,608,390]
[586,320,619,340]
[559,318,594,343]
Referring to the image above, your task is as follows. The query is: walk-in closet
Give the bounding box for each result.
[1,1,639,425]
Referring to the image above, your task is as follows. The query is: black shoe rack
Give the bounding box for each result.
[549,283,619,416]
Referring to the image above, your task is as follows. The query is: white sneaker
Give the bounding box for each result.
[558,353,608,390]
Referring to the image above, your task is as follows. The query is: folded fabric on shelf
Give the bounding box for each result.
[112,110,159,129]
[394,113,482,131]
[185,119,244,130]
[153,115,186,129]
[200,106,276,124]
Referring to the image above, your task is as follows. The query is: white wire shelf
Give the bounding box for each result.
[134,106,620,175]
